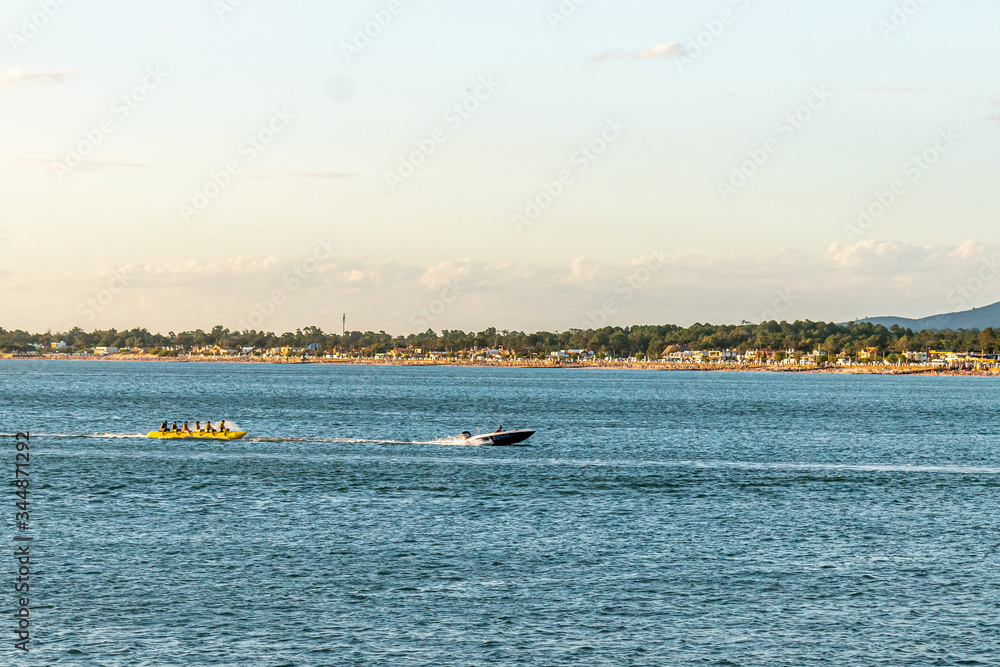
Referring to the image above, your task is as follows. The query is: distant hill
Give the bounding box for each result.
[853,300,1000,331]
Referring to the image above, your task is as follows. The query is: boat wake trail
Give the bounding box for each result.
[0,433,476,446]
[245,436,472,446]
[0,432,145,439]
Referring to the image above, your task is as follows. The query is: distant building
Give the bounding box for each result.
[743,349,775,363]
[858,347,880,361]
[94,347,118,356]
[667,349,695,363]
[798,349,827,365]
[51,341,67,350]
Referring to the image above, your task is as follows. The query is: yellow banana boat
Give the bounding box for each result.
[146,430,247,440]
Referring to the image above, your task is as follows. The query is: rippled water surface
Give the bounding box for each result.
[3,360,1000,665]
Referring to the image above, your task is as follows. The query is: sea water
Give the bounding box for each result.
[1,360,999,665]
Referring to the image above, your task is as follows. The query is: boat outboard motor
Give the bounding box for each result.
[460,431,472,439]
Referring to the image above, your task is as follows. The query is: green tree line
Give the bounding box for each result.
[4,321,1000,358]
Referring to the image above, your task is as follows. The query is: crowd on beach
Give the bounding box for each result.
[9,351,998,377]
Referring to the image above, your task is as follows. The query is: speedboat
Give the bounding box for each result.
[460,429,535,446]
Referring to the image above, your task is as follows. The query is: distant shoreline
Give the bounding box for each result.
[2,354,996,376]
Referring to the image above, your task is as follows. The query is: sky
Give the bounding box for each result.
[1,0,998,335]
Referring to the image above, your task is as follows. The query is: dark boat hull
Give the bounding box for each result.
[466,429,535,446]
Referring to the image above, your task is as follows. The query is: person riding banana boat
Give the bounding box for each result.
[149,420,246,440]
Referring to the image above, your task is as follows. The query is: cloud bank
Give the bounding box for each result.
[9,240,1000,335]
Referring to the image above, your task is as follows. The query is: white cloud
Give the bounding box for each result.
[824,240,916,271]
[559,256,599,285]
[420,260,471,290]
[591,42,687,63]
[331,259,418,293]
[0,67,74,87]
[637,42,688,60]
[336,269,374,284]
[947,240,990,261]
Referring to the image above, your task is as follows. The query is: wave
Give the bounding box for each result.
[245,436,471,446]
[0,432,472,446]
[4,434,998,472]
[695,460,1000,475]
[0,432,145,439]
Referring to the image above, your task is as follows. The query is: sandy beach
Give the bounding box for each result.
[6,353,998,377]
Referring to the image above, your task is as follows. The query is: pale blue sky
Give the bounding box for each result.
[2,0,998,333]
